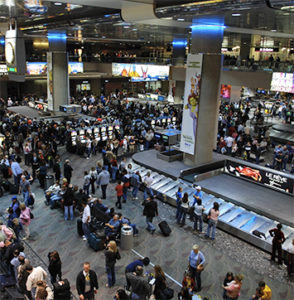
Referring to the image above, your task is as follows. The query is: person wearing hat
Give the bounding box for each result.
[190,186,203,221]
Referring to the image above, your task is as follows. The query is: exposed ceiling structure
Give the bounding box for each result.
[0,0,293,48]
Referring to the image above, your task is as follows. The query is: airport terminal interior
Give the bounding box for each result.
[0,0,294,299]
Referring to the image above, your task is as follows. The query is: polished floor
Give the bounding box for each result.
[0,149,293,300]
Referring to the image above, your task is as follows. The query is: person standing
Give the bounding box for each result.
[53,158,61,182]
[269,223,285,265]
[19,203,31,240]
[104,241,121,288]
[223,274,244,300]
[143,196,158,234]
[76,262,99,300]
[64,160,73,184]
[89,167,97,195]
[31,153,40,181]
[153,265,167,300]
[205,202,220,240]
[177,192,189,226]
[18,175,31,207]
[175,187,183,219]
[115,180,123,209]
[63,184,74,221]
[38,161,47,189]
[81,201,91,241]
[193,198,205,233]
[26,265,47,299]
[143,172,154,200]
[83,171,91,197]
[11,159,23,187]
[97,167,110,199]
[188,244,205,292]
[48,251,62,284]
[131,171,141,200]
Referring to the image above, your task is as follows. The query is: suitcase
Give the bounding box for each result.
[158,220,171,236]
[53,279,71,300]
[252,230,266,239]
[0,274,16,290]
[88,233,105,251]
[9,183,19,194]
[77,219,84,236]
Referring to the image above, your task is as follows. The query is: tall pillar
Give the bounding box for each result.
[0,81,8,99]
[240,34,251,60]
[182,19,224,165]
[47,32,69,112]
[172,39,187,66]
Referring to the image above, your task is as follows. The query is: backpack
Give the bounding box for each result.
[130,174,137,186]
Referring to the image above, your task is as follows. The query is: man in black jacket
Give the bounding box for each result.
[143,196,158,234]
[63,184,74,221]
[64,160,73,184]
[76,262,98,300]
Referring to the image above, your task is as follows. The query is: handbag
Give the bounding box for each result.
[116,250,121,260]
[163,287,174,299]
[30,212,34,219]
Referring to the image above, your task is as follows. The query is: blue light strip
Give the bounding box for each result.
[172,40,187,47]
[191,24,226,30]
[47,33,67,41]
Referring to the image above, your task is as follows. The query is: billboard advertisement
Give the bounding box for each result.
[221,84,231,99]
[271,72,294,93]
[27,62,47,75]
[68,62,83,74]
[180,54,203,155]
[225,160,294,194]
[112,63,169,81]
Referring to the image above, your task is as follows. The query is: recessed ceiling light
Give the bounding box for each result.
[54,2,62,5]
[177,18,185,21]
[232,13,241,17]
[271,29,277,32]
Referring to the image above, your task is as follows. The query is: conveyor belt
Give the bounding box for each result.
[131,162,294,253]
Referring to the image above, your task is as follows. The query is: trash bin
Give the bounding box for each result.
[44,175,55,190]
[120,225,133,250]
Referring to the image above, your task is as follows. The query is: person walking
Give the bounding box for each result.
[64,160,73,184]
[89,167,97,195]
[269,223,285,265]
[19,203,31,240]
[11,158,23,187]
[131,171,141,200]
[153,265,167,300]
[143,196,158,234]
[48,250,62,284]
[205,202,220,240]
[177,192,189,226]
[223,274,244,300]
[31,153,40,181]
[53,158,61,182]
[26,265,47,299]
[104,240,121,288]
[76,262,99,300]
[115,180,123,209]
[97,167,110,199]
[143,172,154,200]
[83,171,91,197]
[188,244,205,292]
[38,161,47,189]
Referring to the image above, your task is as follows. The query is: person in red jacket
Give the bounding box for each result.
[115,180,123,209]
[269,223,285,265]
[182,272,196,294]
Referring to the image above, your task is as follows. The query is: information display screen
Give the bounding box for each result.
[112,63,169,81]
[271,72,294,93]
[69,62,83,74]
[27,62,47,75]
[221,84,231,99]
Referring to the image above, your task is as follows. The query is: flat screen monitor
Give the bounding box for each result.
[101,127,106,132]
[271,72,294,93]
[162,119,166,124]
[155,133,162,140]
[87,129,92,135]
[115,125,120,130]
[108,126,113,131]
[102,136,107,141]
[71,131,77,136]
[172,117,176,122]
[151,120,155,125]
[79,129,85,135]
[94,128,99,133]
[167,118,171,124]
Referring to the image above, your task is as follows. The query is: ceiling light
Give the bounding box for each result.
[132,28,137,31]
[232,13,241,17]
[177,18,185,21]
[271,29,277,32]
[54,2,62,5]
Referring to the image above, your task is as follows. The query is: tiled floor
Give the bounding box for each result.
[0,149,293,300]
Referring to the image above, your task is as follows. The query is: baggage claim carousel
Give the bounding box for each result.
[131,157,294,253]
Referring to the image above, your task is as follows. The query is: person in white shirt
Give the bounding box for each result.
[143,172,154,201]
[26,265,47,299]
[81,201,91,241]
[225,136,234,155]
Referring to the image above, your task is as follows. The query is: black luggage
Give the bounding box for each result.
[53,279,71,300]
[0,274,16,291]
[9,183,18,194]
[88,233,105,251]
[77,219,84,236]
[158,220,171,236]
[252,230,266,239]
[2,179,10,192]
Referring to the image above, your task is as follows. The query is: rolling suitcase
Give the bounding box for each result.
[9,182,19,194]
[158,220,171,236]
[77,219,84,236]
[53,279,71,300]
[88,233,104,251]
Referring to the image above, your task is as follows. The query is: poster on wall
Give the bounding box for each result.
[225,160,294,194]
[47,52,53,111]
[26,62,47,75]
[180,54,203,155]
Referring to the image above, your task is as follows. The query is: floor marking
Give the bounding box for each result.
[131,248,182,287]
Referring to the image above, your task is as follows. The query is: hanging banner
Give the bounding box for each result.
[47,52,53,111]
[180,54,203,155]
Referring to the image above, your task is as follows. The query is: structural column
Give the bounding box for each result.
[47,32,69,112]
[183,20,224,165]
[239,34,251,60]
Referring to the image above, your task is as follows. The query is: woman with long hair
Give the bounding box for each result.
[177,192,189,226]
[104,240,121,288]
[48,251,62,284]
[205,202,220,240]
[154,265,167,300]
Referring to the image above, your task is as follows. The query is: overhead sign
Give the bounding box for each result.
[271,72,294,93]
[112,63,169,81]
[225,160,294,194]
[0,64,7,76]
[180,53,203,155]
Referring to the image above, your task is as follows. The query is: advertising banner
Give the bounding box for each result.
[225,160,294,194]
[27,62,47,75]
[180,54,203,155]
[47,52,53,111]
[112,63,169,81]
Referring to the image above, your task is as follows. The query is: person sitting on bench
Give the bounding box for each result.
[105,214,120,240]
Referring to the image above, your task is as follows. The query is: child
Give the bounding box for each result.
[250,287,264,300]
[176,187,183,219]
[115,180,123,209]
[182,272,196,294]
[222,272,234,299]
